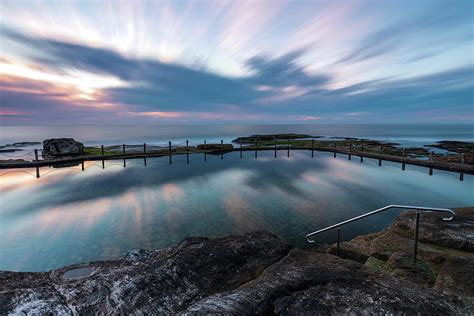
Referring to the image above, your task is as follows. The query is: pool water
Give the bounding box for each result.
[1,150,472,271]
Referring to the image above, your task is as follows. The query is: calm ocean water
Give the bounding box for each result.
[1,124,473,147]
[1,150,473,271]
[1,124,473,272]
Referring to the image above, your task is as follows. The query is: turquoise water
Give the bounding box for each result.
[0,150,473,272]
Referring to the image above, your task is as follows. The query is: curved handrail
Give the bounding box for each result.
[306,204,455,243]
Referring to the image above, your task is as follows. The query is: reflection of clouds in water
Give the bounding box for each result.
[162,183,185,201]
[223,193,261,231]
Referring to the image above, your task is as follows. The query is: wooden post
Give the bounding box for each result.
[274,139,277,158]
[204,140,207,161]
[169,141,172,165]
[311,139,314,158]
[143,143,147,166]
[186,140,189,164]
[287,139,290,157]
[34,149,40,178]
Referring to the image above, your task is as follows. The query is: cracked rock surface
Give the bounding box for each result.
[1,225,473,314]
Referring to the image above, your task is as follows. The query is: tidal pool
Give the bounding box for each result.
[1,150,472,271]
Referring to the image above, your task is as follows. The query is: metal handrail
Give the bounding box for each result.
[306,204,455,262]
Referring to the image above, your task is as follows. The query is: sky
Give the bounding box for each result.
[0,0,473,125]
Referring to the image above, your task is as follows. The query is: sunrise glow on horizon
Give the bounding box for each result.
[0,0,473,124]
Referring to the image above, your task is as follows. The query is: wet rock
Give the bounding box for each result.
[123,249,152,262]
[232,134,318,144]
[1,229,473,314]
[196,143,233,151]
[328,207,474,296]
[43,138,84,158]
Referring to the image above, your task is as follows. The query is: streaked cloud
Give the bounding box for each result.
[0,0,472,124]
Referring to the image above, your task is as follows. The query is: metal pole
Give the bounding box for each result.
[34,149,40,178]
[169,141,172,165]
[413,211,420,263]
[143,143,147,166]
[254,140,257,158]
[240,140,242,159]
[334,141,336,148]
[123,144,126,168]
[101,145,105,169]
[186,140,189,164]
[311,139,314,158]
[349,143,352,152]
[337,228,340,256]
[274,139,277,158]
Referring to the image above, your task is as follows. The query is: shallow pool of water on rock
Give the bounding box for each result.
[1,150,473,271]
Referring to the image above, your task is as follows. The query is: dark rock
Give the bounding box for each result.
[43,138,84,158]
[1,230,472,314]
[196,143,233,150]
[327,207,474,295]
[425,140,474,154]
[4,142,41,147]
[232,134,319,144]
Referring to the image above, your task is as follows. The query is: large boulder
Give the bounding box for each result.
[43,138,84,158]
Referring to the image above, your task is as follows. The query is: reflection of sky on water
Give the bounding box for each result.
[1,151,473,271]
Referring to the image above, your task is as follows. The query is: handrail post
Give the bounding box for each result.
[414,211,420,263]
[274,138,277,158]
[169,141,172,165]
[143,143,147,166]
[101,145,105,169]
[123,144,126,168]
[186,140,189,164]
[34,149,40,178]
[461,153,465,164]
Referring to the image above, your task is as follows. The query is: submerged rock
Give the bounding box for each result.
[43,138,84,159]
[1,227,472,314]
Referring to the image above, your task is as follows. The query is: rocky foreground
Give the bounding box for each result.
[1,209,473,314]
